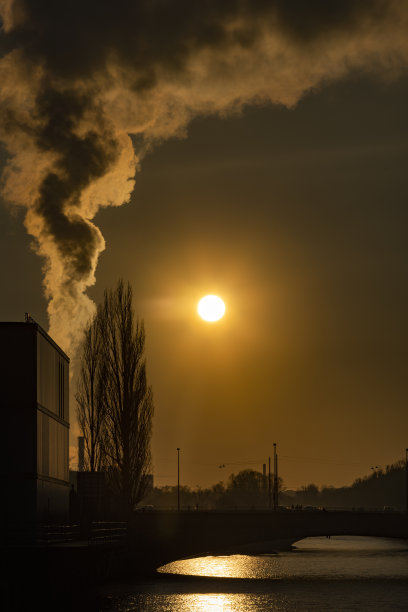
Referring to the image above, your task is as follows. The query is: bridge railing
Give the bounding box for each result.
[36,523,82,544]
[133,505,402,513]
[5,523,82,545]
[88,521,128,545]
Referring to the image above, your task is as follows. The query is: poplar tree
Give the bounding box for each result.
[76,319,106,472]
[76,280,154,514]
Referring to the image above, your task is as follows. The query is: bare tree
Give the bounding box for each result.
[76,318,106,472]
[98,280,154,514]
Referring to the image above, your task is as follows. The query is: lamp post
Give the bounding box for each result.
[177,447,180,512]
[405,448,408,514]
[273,442,278,511]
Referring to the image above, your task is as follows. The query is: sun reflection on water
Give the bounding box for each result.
[158,554,281,579]
[158,538,408,581]
[182,593,239,610]
[117,592,291,611]
[159,593,291,611]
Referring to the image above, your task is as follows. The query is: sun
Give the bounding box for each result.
[197,295,225,322]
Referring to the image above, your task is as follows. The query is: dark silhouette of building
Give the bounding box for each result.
[1,317,70,527]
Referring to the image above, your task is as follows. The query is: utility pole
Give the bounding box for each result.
[262,463,267,504]
[177,447,180,512]
[273,442,278,511]
[268,456,272,509]
[406,448,408,514]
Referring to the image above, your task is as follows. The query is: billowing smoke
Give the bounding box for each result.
[0,0,407,356]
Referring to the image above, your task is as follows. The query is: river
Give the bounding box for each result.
[97,536,408,611]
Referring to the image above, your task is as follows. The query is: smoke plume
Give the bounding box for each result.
[0,0,407,356]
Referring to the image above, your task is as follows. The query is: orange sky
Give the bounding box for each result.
[0,1,407,491]
[88,83,406,488]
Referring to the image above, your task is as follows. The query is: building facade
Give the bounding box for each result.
[1,319,69,525]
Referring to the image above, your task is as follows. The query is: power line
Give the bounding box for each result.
[278,455,379,467]
[154,454,389,471]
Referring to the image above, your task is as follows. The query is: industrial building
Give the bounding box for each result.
[1,317,70,526]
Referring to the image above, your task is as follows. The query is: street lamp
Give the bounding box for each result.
[177,447,180,512]
[405,448,408,514]
[273,442,278,511]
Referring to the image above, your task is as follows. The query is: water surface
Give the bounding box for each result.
[98,536,408,611]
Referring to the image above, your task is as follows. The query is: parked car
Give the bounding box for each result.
[134,504,155,512]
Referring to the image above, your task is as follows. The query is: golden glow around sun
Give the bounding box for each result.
[197,295,225,322]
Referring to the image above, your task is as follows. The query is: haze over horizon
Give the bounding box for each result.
[0,1,407,490]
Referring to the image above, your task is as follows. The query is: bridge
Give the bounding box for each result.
[128,509,408,571]
[5,509,408,603]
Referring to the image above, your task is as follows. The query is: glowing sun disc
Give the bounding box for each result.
[198,295,225,322]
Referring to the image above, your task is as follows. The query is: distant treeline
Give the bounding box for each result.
[291,460,406,511]
[143,461,406,511]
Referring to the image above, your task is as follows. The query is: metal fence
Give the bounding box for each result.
[6,521,128,546]
[88,522,128,545]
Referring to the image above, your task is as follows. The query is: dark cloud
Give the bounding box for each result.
[4,1,391,82]
[274,0,385,41]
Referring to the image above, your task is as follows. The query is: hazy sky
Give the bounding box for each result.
[0,1,407,490]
